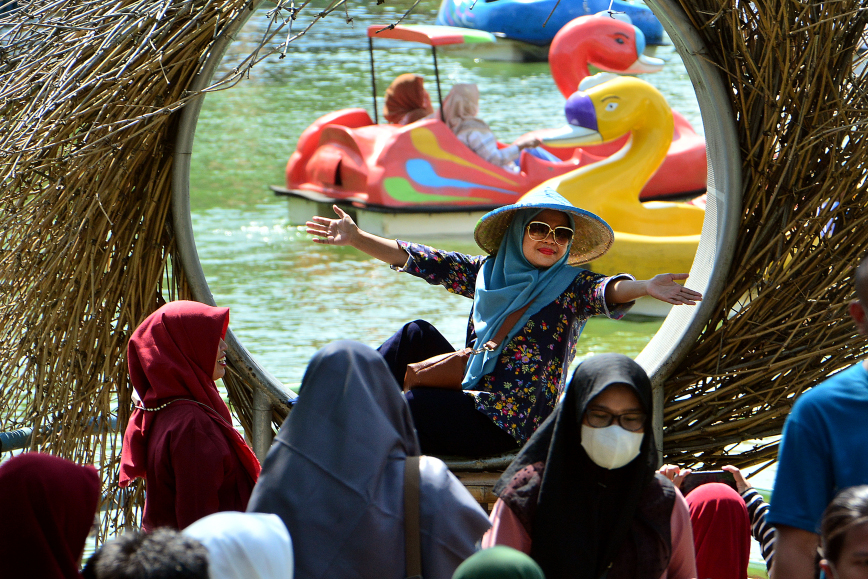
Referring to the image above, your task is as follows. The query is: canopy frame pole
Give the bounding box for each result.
[432,45,444,121]
[369,36,378,124]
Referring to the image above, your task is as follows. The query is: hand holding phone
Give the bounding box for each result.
[679,470,739,497]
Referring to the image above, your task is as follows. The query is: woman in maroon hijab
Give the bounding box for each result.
[119,300,261,531]
[0,452,100,579]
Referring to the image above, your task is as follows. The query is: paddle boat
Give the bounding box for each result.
[435,0,665,62]
[543,14,707,201]
[535,73,703,308]
[273,22,706,239]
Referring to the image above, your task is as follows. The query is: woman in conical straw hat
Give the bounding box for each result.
[306,187,701,458]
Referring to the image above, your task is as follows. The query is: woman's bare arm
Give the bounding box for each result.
[605,274,703,305]
[306,205,409,267]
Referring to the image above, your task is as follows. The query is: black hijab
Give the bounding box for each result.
[493,353,659,579]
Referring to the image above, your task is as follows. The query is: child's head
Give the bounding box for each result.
[820,485,868,579]
[84,528,209,579]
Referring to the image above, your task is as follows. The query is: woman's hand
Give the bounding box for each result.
[605,275,702,305]
[722,465,752,494]
[513,135,542,150]
[658,464,692,489]
[306,205,410,267]
[646,274,703,305]
[306,205,358,246]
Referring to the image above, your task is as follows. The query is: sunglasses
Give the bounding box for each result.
[526,221,574,246]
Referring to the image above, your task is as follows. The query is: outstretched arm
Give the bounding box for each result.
[605,273,702,305]
[306,205,409,267]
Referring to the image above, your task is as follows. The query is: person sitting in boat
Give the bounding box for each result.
[441,83,560,172]
[305,187,702,458]
[382,73,434,125]
[246,340,491,579]
[482,353,698,579]
[118,301,261,531]
[0,452,100,579]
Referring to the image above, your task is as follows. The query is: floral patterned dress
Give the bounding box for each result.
[395,241,633,444]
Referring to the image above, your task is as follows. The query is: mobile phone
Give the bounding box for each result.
[679,470,738,497]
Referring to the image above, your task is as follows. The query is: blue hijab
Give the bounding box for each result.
[462,208,580,389]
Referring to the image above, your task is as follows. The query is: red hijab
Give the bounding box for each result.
[0,452,100,579]
[685,482,750,579]
[119,300,260,487]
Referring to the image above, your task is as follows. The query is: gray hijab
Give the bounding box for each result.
[247,340,490,579]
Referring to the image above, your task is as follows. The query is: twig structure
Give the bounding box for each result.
[0,0,866,534]
[660,1,868,472]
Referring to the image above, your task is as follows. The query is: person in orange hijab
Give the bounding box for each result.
[382,73,434,125]
[119,300,261,531]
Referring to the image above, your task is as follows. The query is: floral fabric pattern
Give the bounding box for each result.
[394,241,632,444]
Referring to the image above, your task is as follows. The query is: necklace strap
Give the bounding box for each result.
[133,398,235,432]
[134,398,195,412]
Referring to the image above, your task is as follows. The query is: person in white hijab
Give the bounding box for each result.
[183,511,293,579]
[441,83,557,172]
[247,340,492,579]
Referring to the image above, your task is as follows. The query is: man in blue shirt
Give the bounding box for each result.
[768,256,868,579]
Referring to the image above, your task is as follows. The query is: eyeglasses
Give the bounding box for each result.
[526,221,574,246]
[585,409,647,432]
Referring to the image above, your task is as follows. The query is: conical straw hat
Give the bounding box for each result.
[473,187,614,265]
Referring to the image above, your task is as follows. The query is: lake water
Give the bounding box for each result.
[189,0,706,388]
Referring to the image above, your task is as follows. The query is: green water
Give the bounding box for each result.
[188,0,705,386]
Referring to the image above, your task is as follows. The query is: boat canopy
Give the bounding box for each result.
[366,24,496,46]
[366,25,496,123]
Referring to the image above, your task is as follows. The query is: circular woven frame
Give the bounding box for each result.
[1,0,867,535]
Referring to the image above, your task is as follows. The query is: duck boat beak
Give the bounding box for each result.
[538,124,602,147]
[539,89,602,147]
[621,53,665,74]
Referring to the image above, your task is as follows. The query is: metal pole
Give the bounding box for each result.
[252,387,274,462]
[0,427,32,453]
[0,417,120,453]
[432,46,444,121]
[369,37,378,124]
[653,383,664,466]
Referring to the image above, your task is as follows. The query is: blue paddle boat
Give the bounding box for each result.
[436,0,665,57]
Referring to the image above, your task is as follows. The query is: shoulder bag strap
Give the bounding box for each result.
[482,303,533,350]
[404,455,423,579]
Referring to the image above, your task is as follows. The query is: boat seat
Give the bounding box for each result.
[442,451,518,511]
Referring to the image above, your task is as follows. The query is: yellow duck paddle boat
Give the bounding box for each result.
[538,73,704,288]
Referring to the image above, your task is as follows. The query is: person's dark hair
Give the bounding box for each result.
[821,485,868,565]
[83,528,209,579]
[854,255,868,304]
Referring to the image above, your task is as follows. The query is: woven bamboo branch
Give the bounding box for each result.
[661,0,868,470]
[0,0,351,537]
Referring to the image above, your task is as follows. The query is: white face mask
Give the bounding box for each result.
[581,424,644,470]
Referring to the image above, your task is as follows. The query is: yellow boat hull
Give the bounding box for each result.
[587,231,700,281]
